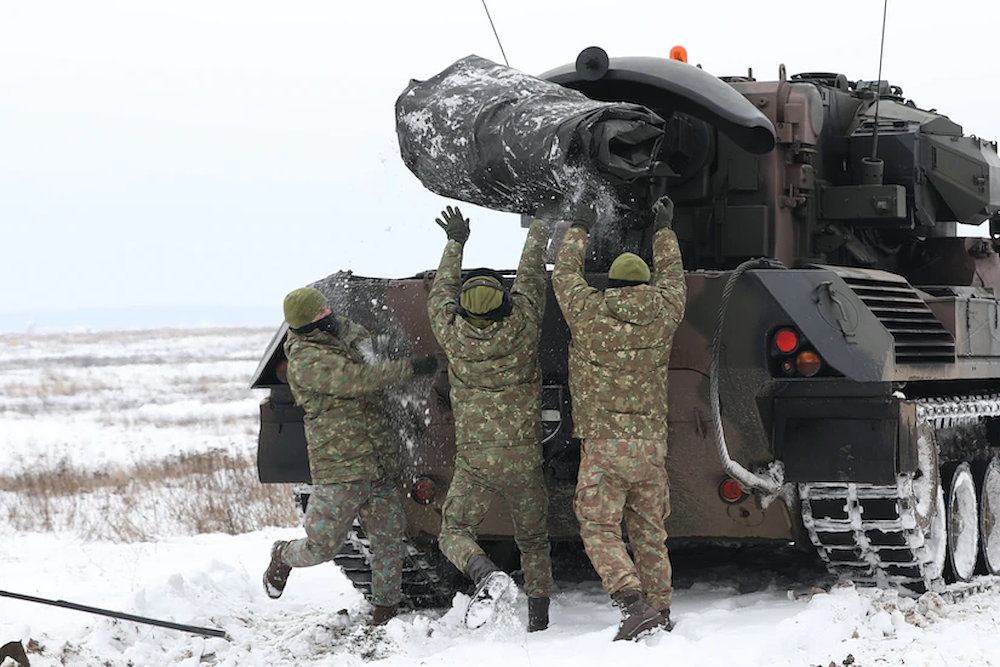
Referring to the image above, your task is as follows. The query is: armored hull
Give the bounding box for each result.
[252,48,1000,605]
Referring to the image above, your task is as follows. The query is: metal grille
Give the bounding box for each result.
[840,276,955,364]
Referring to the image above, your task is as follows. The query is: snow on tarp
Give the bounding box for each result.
[395,55,666,215]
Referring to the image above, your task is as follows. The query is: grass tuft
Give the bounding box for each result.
[0,449,298,542]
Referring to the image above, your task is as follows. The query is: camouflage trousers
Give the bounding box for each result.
[574,438,673,611]
[282,478,405,607]
[440,449,553,598]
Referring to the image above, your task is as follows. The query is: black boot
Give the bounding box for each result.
[263,540,292,599]
[464,553,500,584]
[610,589,664,641]
[464,553,514,629]
[370,604,399,626]
[528,596,549,632]
[658,607,675,631]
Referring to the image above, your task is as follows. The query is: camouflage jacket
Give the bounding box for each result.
[552,226,687,441]
[427,219,549,456]
[284,319,414,484]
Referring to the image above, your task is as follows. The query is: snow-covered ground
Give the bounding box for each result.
[2,327,1000,667]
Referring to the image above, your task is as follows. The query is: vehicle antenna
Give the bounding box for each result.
[869,0,889,168]
[480,0,510,66]
[862,0,889,185]
[871,0,890,156]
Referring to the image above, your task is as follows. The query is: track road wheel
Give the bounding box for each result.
[974,457,1000,575]
[917,479,948,591]
[904,414,947,590]
[942,462,980,583]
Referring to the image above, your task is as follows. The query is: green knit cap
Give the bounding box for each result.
[608,252,650,283]
[459,275,504,315]
[283,287,328,329]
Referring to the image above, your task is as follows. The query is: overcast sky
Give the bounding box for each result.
[2,0,998,326]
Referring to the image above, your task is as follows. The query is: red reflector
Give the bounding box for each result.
[774,328,799,353]
[719,478,744,503]
[412,477,436,504]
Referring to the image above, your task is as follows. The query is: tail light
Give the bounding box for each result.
[719,478,746,503]
[795,350,823,377]
[411,476,437,505]
[770,326,826,378]
[773,328,800,354]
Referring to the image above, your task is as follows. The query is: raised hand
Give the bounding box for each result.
[435,206,471,245]
[653,195,674,232]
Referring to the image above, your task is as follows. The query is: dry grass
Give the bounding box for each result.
[2,371,244,400]
[2,371,122,399]
[0,449,299,542]
[94,413,258,432]
[0,326,285,541]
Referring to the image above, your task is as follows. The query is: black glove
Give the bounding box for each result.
[410,354,440,376]
[435,206,470,245]
[653,195,675,232]
[568,201,597,233]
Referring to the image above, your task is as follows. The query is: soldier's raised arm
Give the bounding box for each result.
[427,206,471,347]
[650,196,687,317]
[510,214,551,323]
[552,203,599,321]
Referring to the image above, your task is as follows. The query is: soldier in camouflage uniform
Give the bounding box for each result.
[427,205,553,632]
[262,287,440,626]
[552,195,687,642]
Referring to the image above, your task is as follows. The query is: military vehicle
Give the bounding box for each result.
[250,46,1000,607]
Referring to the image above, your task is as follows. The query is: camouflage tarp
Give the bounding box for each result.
[395,55,666,215]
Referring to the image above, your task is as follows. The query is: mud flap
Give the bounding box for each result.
[257,398,310,483]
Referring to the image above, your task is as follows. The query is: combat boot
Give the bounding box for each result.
[658,607,675,631]
[370,604,399,626]
[610,589,664,641]
[463,553,515,629]
[263,540,292,599]
[527,596,549,632]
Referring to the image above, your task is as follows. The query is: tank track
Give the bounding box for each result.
[799,394,1000,592]
[334,520,459,609]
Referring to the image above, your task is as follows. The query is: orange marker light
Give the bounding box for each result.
[796,350,823,377]
[670,45,688,63]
